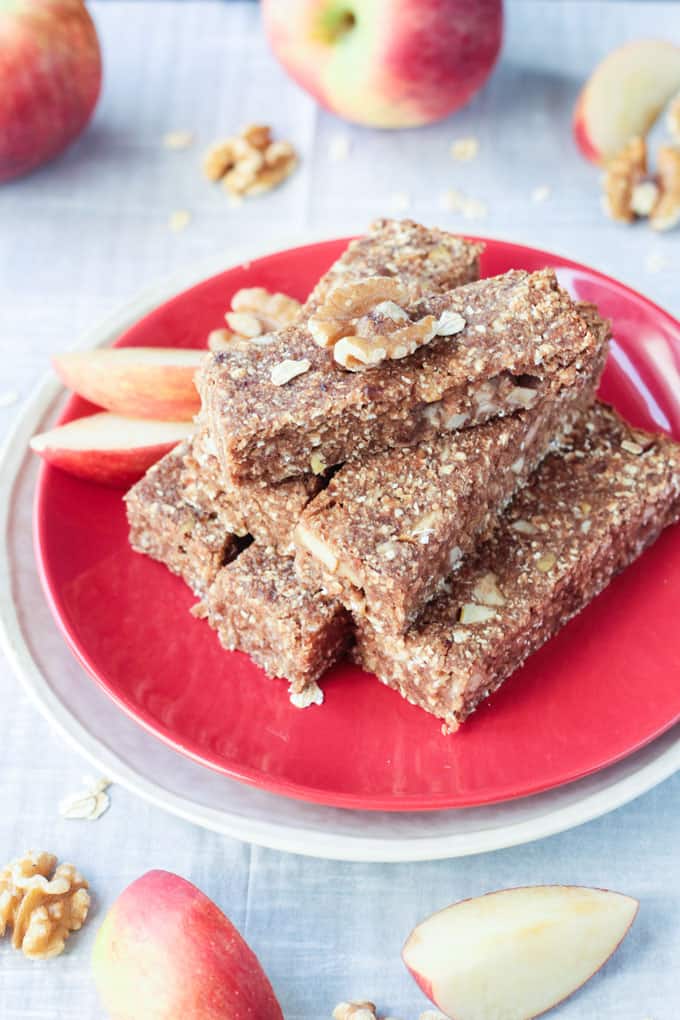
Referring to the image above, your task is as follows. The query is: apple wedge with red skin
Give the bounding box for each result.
[53,347,205,421]
[30,412,194,487]
[403,885,638,1020]
[92,870,284,1020]
[573,39,680,164]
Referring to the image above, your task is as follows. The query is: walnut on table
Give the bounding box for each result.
[203,123,298,198]
[602,136,680,231]
[208,286,302,353]
[0,851,90,960]
[308,276,465,372]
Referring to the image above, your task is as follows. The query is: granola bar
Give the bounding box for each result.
[353,404,680,732]
[125,444,239,594]
[305,217,484,310]
[199,268,599,484]
[295,310,607,633]
[201,543,352,701]
[181,427,322,553]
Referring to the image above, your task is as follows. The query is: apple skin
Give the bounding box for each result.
[0,0,101,183]
[573,39,680,165]
[262,0,503,129]
[53,348,205,421]
[30,412,195,487]
[92,870,284,1020]
[403,885,639,1020]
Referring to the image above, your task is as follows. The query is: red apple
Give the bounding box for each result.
[53,347,205,421]
[92,870,284,1020]
[30,412,194,487]
[262,0,503,129]
[403,885,638,1020]
[0,0,102,183]
[573,39,680,165]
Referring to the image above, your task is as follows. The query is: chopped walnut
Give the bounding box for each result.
[208,287,302,352]
[333,1003,377,1020]
[602,136,648,223]
[308,277,465,372]
[0,852,90,959]
[459,603,498,624]
[650,145,680,231]
[471,571,506,607]
[203,124,297,198]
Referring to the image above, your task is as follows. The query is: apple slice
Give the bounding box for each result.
[574,40,680,164]
[403,885,638,1020]
[53,347,205,420]
[92,870,284,1020]
[30,412,194,487]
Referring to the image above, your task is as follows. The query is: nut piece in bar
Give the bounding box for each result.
[181,428,322,554]
[295,315,607,634]
[199,267,599,485]
[354,404,680,732]
[125,444,239,595]
[201,543,352,702]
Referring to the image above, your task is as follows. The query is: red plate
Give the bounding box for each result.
[34,237,680,811]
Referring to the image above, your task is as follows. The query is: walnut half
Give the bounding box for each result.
[308,277,465,372]
[0,851,90,960]
[208,286,302,352]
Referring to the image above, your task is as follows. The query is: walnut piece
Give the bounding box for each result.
[650,145,680,231]
[0,851,90,960]
[203,124,297,198]
[208,287,302,352]
[333,1003,377,1020]
[602,136,648,223]
[602,137,680,232]
[308,277,465,372]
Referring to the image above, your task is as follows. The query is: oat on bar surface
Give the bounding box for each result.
[354,404,680,732]
[181,427,322,554]
[125,444,239,595]
[199,267,599,485]
[295,307,608,634]
[202,543,352,699]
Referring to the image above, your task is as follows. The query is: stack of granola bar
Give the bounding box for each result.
[125,219,680,731]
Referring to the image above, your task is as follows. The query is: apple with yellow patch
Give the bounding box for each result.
[574,39,680,164]
[30,413,194,487]
[92,870,284,1020]
[262,0,502,128]
[53,347,205,421]
[403,885,638,1020]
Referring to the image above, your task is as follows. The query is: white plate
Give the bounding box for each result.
[2,252,679,863]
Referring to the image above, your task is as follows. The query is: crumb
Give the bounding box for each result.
[450,137,479,161]
[439,188,487,219]
[390,191,411,211]
[329,133,351,162]
[59,777,111,821]
[531,185,551,203]
[645,250,669,273]
[163,130,194,150]
[169,210,191,231]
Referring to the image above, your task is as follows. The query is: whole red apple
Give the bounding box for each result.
[0,0,101,183]
[92,870,284,1020]
[262,0,503,128]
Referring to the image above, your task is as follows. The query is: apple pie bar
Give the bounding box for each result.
[199,268,601,485]
[354,404,680,731]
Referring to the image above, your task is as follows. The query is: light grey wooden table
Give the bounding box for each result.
[1,2,679,1017]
